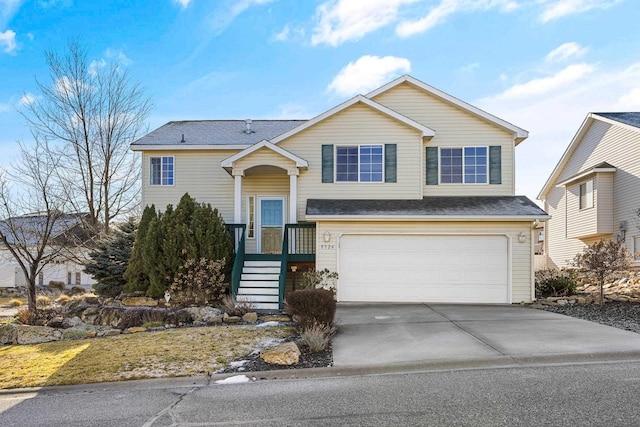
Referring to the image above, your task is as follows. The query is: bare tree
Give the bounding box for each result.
[571,239,632,304]
[0,141,82,312]
[21,40,151,234]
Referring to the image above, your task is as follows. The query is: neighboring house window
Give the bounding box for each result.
[247,196,255,239]
[150,156,174,186]
[440,147,487,184]
[335,145,383,182]
[76,272,81,285]
[38,272,44,286]
[67,272,72,284]
[634,236,640,261]
[579,180,594,209]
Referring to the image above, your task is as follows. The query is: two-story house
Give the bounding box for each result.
[538,112,640,269]
[132,75,548,309]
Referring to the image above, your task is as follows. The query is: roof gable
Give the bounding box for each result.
[538,113,640,199]
[367,75,528,143]
[221,140,308,172]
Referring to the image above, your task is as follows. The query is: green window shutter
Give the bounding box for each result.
[321,144,334,183]
[426,146,438,185]
[489,145,502,184]
[384,144,397,183]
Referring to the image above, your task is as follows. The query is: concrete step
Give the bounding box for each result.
[244,260,281,267]
[242,267,280,274]
[241,273,279,281]
[240,294,279,303]
[238,287,279,296]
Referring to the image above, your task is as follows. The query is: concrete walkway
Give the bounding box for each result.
[333,304,640,368]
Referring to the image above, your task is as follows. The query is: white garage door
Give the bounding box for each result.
[338,234,509,303]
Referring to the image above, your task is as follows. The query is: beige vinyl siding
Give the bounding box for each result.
[141,150,237,221]
[566,181,597,238]
[277,103,423,221]
[233,147,298,173]
[316,221,534,303]
[545,119,640,268]
[596,173,614,234]
[372,82,516,196]
[241,174,290,253]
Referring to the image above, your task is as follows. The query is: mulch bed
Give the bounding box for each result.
[539,301,640,334]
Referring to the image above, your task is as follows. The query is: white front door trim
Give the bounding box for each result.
[257,196,286,254]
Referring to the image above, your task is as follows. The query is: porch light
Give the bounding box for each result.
[323,231,331,242]
[518,232,526,243]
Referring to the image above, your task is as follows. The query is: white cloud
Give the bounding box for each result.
[105,48,132,66]
[208,0,274,34]
[273,25,290,42]
[396,0,519,37]
[479,59,640,202]
[174,0,191,8]
[19,93,35,106]
[327,55,411,97]
[538,0,623,23]
[0,102,10,113]
[312,0,416,46]
[545,42,588,63]
[0,28,15,53]
[488,63,594,101]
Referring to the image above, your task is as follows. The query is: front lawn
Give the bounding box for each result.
[0,324,294,389]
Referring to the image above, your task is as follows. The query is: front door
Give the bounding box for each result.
[258,197,285,254]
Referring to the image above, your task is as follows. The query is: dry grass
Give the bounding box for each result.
[0,297,26,307]
[0,325,294,389]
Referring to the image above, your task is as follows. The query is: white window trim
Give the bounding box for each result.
[334,144,385,183]
[633,236,640,261]
[438,146,489,185]
[579,180,594,210]
[246,195,256,239]
[149,156,175,186]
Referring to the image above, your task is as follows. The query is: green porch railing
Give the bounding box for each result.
[226,224,246,295]
[278,223,316,308]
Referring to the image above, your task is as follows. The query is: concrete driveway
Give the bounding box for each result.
[333,304,640,368]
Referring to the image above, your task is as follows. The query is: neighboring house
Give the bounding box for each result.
[538,112,640,269]
[0,212,95,288]
[131,75,548,309]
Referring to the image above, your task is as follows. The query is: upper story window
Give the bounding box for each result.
[150,156,174,186]
[579,180,594,209]
[336,145,383,182]
[440,147,487,184]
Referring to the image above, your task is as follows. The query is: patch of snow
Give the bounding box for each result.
[214,375,251,385]
[259,337,285,348]
[374,316,391,320]
[229,360,248,368]
[256,321,280,328]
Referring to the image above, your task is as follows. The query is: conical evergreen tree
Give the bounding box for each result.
[85,217,137,297]
[123,205,156,293]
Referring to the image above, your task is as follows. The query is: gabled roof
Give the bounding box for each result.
[556,162,616,187]
[130,120,306,150]
[306,196,548,221]
[269,95,435,144]
[366,75,529,144]
[221,140,308,171]
[538,112,640,199]
[595,112,640,129]
[0,213,89,246]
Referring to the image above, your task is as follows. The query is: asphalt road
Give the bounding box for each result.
[2,361,640,426]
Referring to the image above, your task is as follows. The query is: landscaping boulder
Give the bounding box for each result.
[242,312,258,323]
[0,323,19,345]
[62,316,84,329]
[260,342,300,365]
[81,307,101,324]
[16,325,62,344]
[63,298,100,317]
[46,315,65,328]
[184,307,223,323]
[70,286,86,295]
[223,313,241,323]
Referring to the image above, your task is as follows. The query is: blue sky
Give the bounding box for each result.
[1,0,639,204]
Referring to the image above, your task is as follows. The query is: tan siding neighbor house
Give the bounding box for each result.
[538,112,640,269]
[132,75,548,309]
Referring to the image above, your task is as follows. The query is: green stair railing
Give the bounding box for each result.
[226,224,246,296]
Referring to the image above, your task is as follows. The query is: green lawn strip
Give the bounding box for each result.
[0,325,295,389]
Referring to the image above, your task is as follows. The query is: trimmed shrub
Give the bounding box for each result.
[36,295,52,308]
[48,281,66,291]
[17,307,60,326]
[8,298,23,307]
[535,269,578,298]
[300,322,331,352]
[285,289,336,329]
[168,258,227,307]
[55,294,71,305]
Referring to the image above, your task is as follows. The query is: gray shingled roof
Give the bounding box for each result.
[595,112,640,129]
[131,120,307,147]
[306,196,547,217]
[0,213,88,246]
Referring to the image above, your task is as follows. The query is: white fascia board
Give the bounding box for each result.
[130,144,247,151]
[592,113,640,134]
[220,139,308,168]
[556,167,617,187]
[366,75,528,143]
[538,114,596,200]
[270,95,435,144]
[305,214,550,222]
